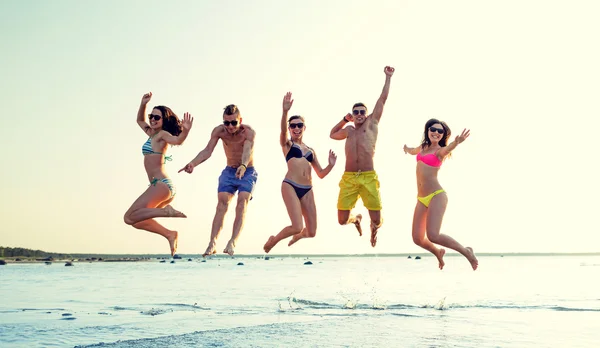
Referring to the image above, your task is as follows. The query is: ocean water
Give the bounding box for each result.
[0,254,598,348]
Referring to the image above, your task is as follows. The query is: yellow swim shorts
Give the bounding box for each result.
[337,170,382,211]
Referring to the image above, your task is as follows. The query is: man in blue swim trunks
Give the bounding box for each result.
[179,104,257,256]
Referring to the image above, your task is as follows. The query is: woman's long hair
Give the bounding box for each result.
[154,105,183,136]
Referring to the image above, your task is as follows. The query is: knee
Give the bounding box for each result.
[338,215,349,225]
[216,201,229,214]
[426,232,440,244]
[235,199,248,212]
[306,228,316,238]
[412,235,424,245]
[371,218,381,227]
[123,213,134,226]
[291,223,304,234]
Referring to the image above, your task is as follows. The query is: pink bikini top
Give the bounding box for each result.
[417,151,442,167]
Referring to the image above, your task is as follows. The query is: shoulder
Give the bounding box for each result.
[242,124,255,133]
[242,125,256,138]
[212,125,226,137]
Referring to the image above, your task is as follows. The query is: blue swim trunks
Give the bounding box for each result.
[218,166,258,196]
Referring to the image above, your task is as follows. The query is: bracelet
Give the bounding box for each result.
[342,117,349,123]
[240,163,247,169]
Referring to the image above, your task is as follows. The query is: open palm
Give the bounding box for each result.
[182,112,194,131]
[282,92,294,111]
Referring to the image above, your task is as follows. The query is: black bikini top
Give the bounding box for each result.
[286,143,314,163]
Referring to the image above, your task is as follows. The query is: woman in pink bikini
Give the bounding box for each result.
[403,119,478,270]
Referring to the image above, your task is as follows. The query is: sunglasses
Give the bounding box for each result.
[352,110,366,116]
[289,123,304,129]
[148,114,162,121]
[223,120,238,126]
[429,126,445,134]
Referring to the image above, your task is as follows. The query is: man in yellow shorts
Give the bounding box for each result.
[329,66,395,247]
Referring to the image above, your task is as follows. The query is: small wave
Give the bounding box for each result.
[291,298,337,309]
[390,313,420,317]
[440,303,600,312]
[157,303,209,310]
[140,308,172,316]
[17,308,66,312]
[552,306,600,312]
[111,306,137,311]
[284,297,600,313]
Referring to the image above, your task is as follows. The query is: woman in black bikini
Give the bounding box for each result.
[263,92,337,253]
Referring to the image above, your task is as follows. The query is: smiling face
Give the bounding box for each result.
[148,108,164,130]
[352,105,368,125]
[428,123,445,144]
[288,117,305,141]
[223,113,241,134]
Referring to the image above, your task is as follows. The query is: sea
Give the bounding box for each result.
[0,254,598,347]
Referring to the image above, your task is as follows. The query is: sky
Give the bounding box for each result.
[1,0,599,256]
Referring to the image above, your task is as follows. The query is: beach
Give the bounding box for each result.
[1,254,598,347]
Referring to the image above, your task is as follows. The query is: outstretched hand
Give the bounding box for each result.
[141,92,152,105]
[455,129,470,144]
[328,150,337,166]
[384,66,395,77]
[178,163,194,174]
[282,92,294,111]
[182,112,194,131]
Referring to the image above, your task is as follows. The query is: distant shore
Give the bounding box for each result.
[1,252,599,265]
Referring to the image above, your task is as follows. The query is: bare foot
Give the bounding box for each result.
[264,236,276,253]
[167,231,178,257]
[465,247,478,270]
[223,240,235,256]
[353,214,363,236]
[164,205,187,218]
[202,242,217,258]
[370,219,383,247]
[436,248,446,270]
[288,233,301,247]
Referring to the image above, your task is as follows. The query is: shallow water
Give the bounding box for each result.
[1,255,598,347]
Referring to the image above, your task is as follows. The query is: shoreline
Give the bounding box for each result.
[1,252,599,265]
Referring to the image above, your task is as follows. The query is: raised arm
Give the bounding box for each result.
[403,144,421,156]
[157,113,194,145]
[371,66,395,123]
[280,92,293,147]
[437,128,470,159]
[330,114,352,140]
[178,126,221,174]
[311,149,337,179]
[137,92,153,135]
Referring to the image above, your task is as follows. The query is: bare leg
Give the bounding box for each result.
[125,185,185,224]
[288,190,317,247]
[426,193,478,270]
[368,210,382,247]
[204,192,233,257]
[224,192,251,256]
[337,210,363,236]
[412,201,445,270]
[132,220,178,257]
[124,186,179,256]
[264,183,303,253]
